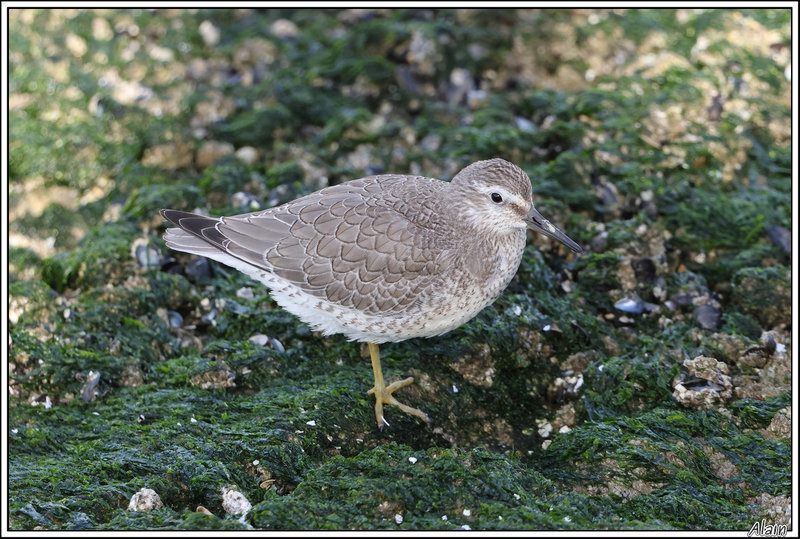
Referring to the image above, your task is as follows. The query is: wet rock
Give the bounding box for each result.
[249,334,285,352]
[536,418,553,438]
[128,488,163,512]
[80,371,101,402]
[704,332,749,364]
[764,225,790,255]
[693,304,721,329]
[652,277,667,301]
[672,356,733,409]
[186,258,212,280]
[191,361,236,389]
[166,310,183,329]
[131,238,164,268]
[731,267,790,329]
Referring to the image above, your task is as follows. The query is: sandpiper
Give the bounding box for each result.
[161,158,582,428]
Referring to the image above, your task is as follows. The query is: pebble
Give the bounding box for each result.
[198,20,220,47]
[693,304,721,329]
[765,225,791,255]
[270,19,300,38]
[185,258,212,279]
[128,488,163,512]
[80,371,101,402]
[235,146,260,165]
[166,310,184,329]
[221,487,252,515]
[249,334,285,352]
[132,238,163,268]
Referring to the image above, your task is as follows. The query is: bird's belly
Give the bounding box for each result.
[249,232,526,344]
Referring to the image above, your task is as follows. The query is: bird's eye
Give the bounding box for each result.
[491,192,503,203]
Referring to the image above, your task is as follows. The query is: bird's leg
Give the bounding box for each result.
[366,342,430,428]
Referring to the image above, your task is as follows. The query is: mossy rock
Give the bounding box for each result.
[730,266,790,329]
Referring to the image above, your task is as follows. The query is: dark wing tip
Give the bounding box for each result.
[160,208,197,226]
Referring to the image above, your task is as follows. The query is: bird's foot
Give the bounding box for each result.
[367,376,430,429]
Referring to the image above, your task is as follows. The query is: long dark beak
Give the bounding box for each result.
[524,206,583,253]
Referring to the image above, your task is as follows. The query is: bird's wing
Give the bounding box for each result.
[161,176,451,315]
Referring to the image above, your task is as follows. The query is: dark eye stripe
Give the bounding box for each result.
[491,193,503,203]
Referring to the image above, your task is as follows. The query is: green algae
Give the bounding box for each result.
[8,8,792,531]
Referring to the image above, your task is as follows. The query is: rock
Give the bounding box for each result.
[731,267,790,329]
[448,68,474,105]
[131,238,164,268]
[765,225,790,255]
[222,487,252,515]
[235,146,260,165]
[185,258,212,280]
[191,361,236,389]
[128,488,163,512]
[92,17,113,41]
[693,304,721,329]
[198,20,220,47]
[80,371,101,402]
[672,356,733,409]
[270,19,299,38]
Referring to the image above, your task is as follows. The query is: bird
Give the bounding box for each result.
[160,158,582,428]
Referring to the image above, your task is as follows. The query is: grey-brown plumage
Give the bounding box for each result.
[161,158,582,428]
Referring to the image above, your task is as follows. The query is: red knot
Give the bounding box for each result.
[161,158,582,428]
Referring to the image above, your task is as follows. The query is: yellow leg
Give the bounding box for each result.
[366,342,430,428]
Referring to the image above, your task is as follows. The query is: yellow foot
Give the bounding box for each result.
[367,342,431,429]
[367,376,431,428]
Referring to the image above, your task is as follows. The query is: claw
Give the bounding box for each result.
[368,342,430,428]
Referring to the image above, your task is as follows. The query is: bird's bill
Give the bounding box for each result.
[523,206,583,253]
